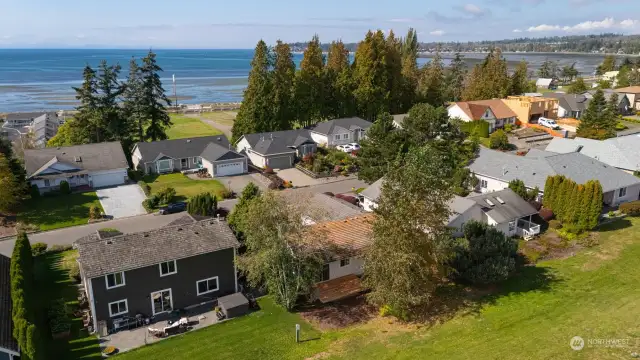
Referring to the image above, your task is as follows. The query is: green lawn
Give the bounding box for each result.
[143,173,226,201]
[19,192,103,231]
[117,217,640,359]
[35,250,102,360]
[115,297,333,360]
[200,111,237,126]
[166,114,223,139]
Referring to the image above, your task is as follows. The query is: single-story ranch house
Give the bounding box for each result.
[75,219,240,331]
[447,99,517,133]
[235,129,317,169]
[360,179,539,238]
[469,147,640,206]
[545,135,640,173]
[308,117,372,146]
[0,254,19,360]
[132,136,248,177]
[24,142,129,193]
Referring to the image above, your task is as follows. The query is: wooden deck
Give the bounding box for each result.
[316,274,363,303]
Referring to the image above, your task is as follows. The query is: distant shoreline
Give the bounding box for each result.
[419,51,639,57]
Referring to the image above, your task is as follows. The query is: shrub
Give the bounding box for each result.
[539,208,554,221]
[156,187,176,204]
[220,188,234,199]
[301,153,314,165]
[460,120,490,138]
[312,159,324,173]
[67,261,80,283]
[142,195,160,212]
[615,122,628,131]
[489,129,510,150]
[49,244,73,253]
[128,169,143,182]
[548,220,563,229]
[30,184,40,199]
[379,304,393,317]
[504,124,513,133]
[333,165,343,173]
[31,243,48,257]
[450,221,518,285]
[88,206,102,220]
[59,181,70,194]
[48,298,71,334]
[619,200,640,216]
[187,193,217,216]
[138,181,151,196]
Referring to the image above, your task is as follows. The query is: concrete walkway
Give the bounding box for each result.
[96,184,147,219]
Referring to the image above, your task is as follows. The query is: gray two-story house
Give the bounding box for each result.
[308,117,372,147]
[76,219,240,332]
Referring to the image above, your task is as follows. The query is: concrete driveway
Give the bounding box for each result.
[220,173,269,194]
[96,184,147,219]
[276,168,322,187]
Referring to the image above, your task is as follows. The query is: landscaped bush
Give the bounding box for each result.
[619,200,640,216]
[156,187,176,204]
[220,188,234,199]
[460,120,490,138]
[30,184,40,198]
[67,261,80,283]
[187,192,217,216]
[138,181,151,196]
[48,244,73,253]
[128,169,143,182]
[539,208,554,221]
[548,220,563,229]
[489,129,510,150]
[504,124,513,133]
[615,122,628,131]
[142,195,160,212]
[59,180,70,194]
[450,221,518,285]
[48,298,71,335]
[31,242,48,257]
[88,206,102,220]
[312,159,324,173]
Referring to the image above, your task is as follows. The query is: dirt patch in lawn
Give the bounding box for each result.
[297,295,376,330]
[0,216,17,238]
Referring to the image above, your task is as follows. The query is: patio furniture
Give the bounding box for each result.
[148,327,165,338]
[218,292,249,319]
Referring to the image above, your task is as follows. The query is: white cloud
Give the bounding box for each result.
[462,4,484,14]
[512,29,522,33]
[389,18,413,23]
[430,30,445,36]
[526,17,639,33]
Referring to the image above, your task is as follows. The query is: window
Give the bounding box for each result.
[342,133,349,140]
[320,264,330,282]
[150,289,173,315]
[619,187,627,197]
[44,179,50,187]
[481,179,488,189]
[159,260,177,277]
[340,258,350,267]
[334,134,340,141]
[508,221,516,232]
[158,159,172,171]
[181,158,188,169]
[196,276,219,295]
[105,272,125,289]
[193,157,201,165]
[108,299,128,317]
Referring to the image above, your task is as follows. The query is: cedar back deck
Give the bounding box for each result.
[316,274,364,303]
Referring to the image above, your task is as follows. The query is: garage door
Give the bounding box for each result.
[92,171,125,188]
[266,156,292,169]
[216,162,244,177]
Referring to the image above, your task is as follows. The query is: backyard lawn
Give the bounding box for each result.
[35,250,102,360]
[18,192,103,231]
[166,114,223,139]
[200,111,237,126]
[117,217,639,359]
[143,173,226,201]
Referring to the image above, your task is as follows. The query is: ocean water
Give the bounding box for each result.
[0,49,610,112]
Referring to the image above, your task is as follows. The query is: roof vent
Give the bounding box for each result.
[217,137,221,141]
[143,233,149,237]
[485,199,495,207]
[105,240,113,245]
[74,156,82,162]
[270,133,273,140]
[496,196,505,204]
[186,139,191,143]
[177,227,183,231]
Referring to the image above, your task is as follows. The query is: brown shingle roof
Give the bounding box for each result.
[615,86,640,94]
[314,215,373,255]
[455,102,489,120]
[0,254,18,353]
[454,100,517,120]
[77,220,240,278]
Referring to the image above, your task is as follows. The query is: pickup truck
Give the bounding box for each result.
[538,117,560,130]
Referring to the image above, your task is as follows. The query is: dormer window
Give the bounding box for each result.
[159,260,177,277]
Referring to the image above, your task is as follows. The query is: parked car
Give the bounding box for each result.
[538,117,559,129]
[158,202,187,215]
[347,143,361,151]
[336,144,353,153]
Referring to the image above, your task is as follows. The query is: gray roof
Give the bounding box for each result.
[469,147,640,193]
[200,142,245,162]
[309,117,372,136]
[360,178,383,201]
[135,135,241,163]
[448,196,477,223]
[241,129,315,155]
[0,254,18,353]
[24,141,128,178]
[525,148,557,159]
[392,114,408,128]
[467,188,538,223]
[546,135,640,172]
[544,93,589,112]
[281,191,363,221]
[218,292,249,309]
[6,112,56,122]
[77,220,240,278]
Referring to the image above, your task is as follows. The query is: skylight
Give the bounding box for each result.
[496,197,505,204]
[485,199,495,206]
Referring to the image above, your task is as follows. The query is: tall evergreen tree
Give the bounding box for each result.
[356,113,407,183]
[122,57,145,142]
[95,60,125,143]
[385,30,404,114]
[585,180,603,229]
[577,89,615,139]
[400,28,419,109]
[462,48,509,101]
[71,65,99,143]
[324,41,355,118]
[232,40,273,142]
[543,176,554,209]
[509,61,534,95]
[140,50,172,141]
[596,55,616,75]
[295,35,326,127]
[353,30,390,120]
[271,41,296,131]
[417,52,445,106]
[445,52,467,102]
[0,154,21,213]
[567,77,588,94]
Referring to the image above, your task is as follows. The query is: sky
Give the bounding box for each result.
[0,0,638,48]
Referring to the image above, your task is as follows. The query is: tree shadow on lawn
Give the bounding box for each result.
[596,218,632,232]
[412,265,560,327]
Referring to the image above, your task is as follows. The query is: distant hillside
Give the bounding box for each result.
[290,33,640,55]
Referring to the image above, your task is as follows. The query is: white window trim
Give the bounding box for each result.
[193,156,200,164]
[159,260,177,277]
[481,179,488,189]
[342,133,349,140]
[105,272,126,290]
[108,299,128,317]
[619,187,627,197]
[508,220,516,232]
[196,276,220,296]
[333,134,340,141]
[150,288,173,316]
[339,258,350,267]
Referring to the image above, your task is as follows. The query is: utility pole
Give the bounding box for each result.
[173,74,178,108]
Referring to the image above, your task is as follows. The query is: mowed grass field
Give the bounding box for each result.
[166,114,223,139]
[112,217,640,359]
[19,192,103,231]
[143,173,226,201]
[200,111,237,126]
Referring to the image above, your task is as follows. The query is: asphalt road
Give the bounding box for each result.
[0,178,366,256]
